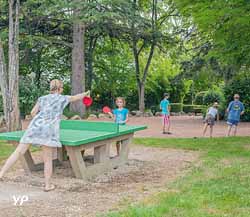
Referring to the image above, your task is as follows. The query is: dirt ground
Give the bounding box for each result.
[0,145,199,217]
[22,115,250,138]
[127,115,250,138]
[0,115,248,217]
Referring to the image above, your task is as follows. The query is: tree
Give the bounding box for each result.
[128,0,180,112]
[70,1,85,116]
[174,0,250,68]
[0,0,21,131]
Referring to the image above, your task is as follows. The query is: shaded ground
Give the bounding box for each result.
[0,145,199,217]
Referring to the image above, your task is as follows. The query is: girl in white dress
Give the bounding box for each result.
[0,79,90,191]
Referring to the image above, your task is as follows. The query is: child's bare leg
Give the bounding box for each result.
[233,125,238,136]
[42,146,55,190]
[209,126,213,138]
[227,125,232,136]
[167,120,171,133]
[203,124,208,137]
[162,120,166,133]
[116,142,120,156]
[0,143,30,179]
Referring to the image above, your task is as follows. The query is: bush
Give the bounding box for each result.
[203,89,225,105]
[150,105,160,115]
[19,75,48,116]
[170,103,183,112]
[224,71,250,121]
[194,91,207,105]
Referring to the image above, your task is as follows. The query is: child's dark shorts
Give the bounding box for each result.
[204,114,215,126]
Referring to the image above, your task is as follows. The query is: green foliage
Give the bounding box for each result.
[91,38,137,110]
[19,75,49,116]
[194,91,207,105]
[203,89,225,106]
[170,103,183,113]
[224,71,250,121]
[145,51,181,108]
[168,74,193,104]
[63,108,82,119]
[1,0,241,115]
[174,0,250,67]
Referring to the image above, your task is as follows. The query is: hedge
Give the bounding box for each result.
[183,105,206,113]
[170,103,183,112]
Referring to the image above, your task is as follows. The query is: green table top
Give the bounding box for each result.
[0,120,147,146]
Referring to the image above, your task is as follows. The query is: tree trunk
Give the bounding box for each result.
[138,83,145,112]
[133,40,155,113]
[131,0,157,113]
[70,19,85,117]
[86,37,97,90]
[0,0,21,131]
[0,41,9,124]
[7,0,21,131]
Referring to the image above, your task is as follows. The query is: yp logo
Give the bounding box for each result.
[13,195,29,206]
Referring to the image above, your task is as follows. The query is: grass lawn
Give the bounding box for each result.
[106,137,250,217]
[0,141,39,162]
[0,141,16,162]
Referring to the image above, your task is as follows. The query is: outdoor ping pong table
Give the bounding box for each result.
[0,120,146,180]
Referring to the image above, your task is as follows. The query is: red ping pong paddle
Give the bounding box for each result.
[82,96,93,107]
[103,106,112,114]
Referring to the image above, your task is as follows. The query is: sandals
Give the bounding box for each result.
[163,132,172,135]
[44,184,56,192]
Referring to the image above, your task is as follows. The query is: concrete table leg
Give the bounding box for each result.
[94,144,110,164]
[65,146,87,179]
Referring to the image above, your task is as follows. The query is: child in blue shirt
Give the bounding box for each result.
[160,93,171,134]
[108,97,129,155]
[226,94,244,136]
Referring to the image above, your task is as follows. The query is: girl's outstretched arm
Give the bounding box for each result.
[31,102,39,117]
[69,90,90,103]
[108,112,114,119]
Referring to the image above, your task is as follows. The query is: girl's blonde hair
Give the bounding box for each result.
[50,79,63,92]
[116,97,126,106]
